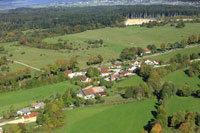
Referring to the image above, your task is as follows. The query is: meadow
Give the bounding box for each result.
[55,99,156,133]
[0,81,80,115]
[150,45,200,63]
[0,23,200,69]
[164,68,200,90]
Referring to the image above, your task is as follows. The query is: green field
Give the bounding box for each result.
[167,96,200,115]
[150,45,200,63]
[164,68,200,90]
[55,99,156,133]
[114,75,143,88]
[1,23,200,69]
[0,81,80,115]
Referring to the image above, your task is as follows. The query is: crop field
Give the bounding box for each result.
[0,81,80,115]
[0,23,200,69]
[167,96,200,115]
[54,99,156,133]
[150,45,200,63]
[164,68,200,90]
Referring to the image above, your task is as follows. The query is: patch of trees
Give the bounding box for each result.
[0,56,8,66]
[0,57,79,93]
[185,61,200,77]
[176,21,185,28]
[87,55,103,65]
[141,20,169,28]
[86,67,100,78]
[120,47,144,60]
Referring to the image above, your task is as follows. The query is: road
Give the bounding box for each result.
[7,59,41,71]
[0,117,36,126]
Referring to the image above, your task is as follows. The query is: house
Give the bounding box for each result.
[110,74,119,81]
[81,76,91,83]
[128,65,137,71]
[114,63,121,68]
[31,102,45,109]
[83,68,88,74]
[153,60,160,65]
[77,86,106,99]
[143,48,151,54]
[17,107,32,115]
[100,67,110,77]
[0,127,3,133]
[144,59,154,65]
[63,70,74,78]
[23,112,39,119]
[120,70,132,77]
[131,60,140,66]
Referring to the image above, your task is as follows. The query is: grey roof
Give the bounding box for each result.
[18,107,31,113]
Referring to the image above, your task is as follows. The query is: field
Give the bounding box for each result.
[167,96,200,115]
[150,45,200,63]
[113,75,143,88]
[1,23,200,69]
[164,68,200,90]
[55,99,156,133]
[0,81,80,115]
[125,18,154,25]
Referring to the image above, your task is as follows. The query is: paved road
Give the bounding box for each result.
[0,117,36,126]
[7,59,41,71]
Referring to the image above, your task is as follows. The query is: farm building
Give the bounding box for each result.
[31,102,45,109]
[17,107,32,115]
[23,112,39,119]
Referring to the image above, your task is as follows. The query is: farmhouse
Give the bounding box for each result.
[81,76,91,83]
[100,67,110,77]
[77,86,106,99]
[128,65,137,71]
[110,74,119,81]
[144,59,154,65]
[114,63,121,68]
[120,70,132,77]
[31,102,45,109]
[143,48,151,54]
[153,60,160,65]
[23,112,39,119]
[17,107,32,115]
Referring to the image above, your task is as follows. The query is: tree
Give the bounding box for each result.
[159,82,176,100]
[180,39,188,48]
[36,102,65,129]
[177,84,192,97]
[139,63,152,80]
[170,110,186,127]
[160,43,166,51]
[62,89,73,106]
[147,70,162,94]
[86,67,100,78]
[176,21,185,28]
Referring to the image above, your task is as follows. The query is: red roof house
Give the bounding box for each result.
[143,48,151,54]
[23,112,39,119]
[63,70,72,75]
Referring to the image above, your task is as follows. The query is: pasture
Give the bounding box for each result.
[167,96,200,115]
[164,68,200,90]
[0,23,200,69]
[150,45,200,63]
[55,99,156,133]
[0,81,80,115]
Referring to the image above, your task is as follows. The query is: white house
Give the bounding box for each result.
[100,68,110,77]
[128,65,137,71]
[144,59,154,65]
[0,127,3,133]
[17,107,32,116]
[31,102,45,109]
[81,76,91,83]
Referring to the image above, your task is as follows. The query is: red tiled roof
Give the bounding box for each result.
[31,103,37,108]
[143,48,151,52]
[63,70,72,75]
[115,63,121,66]
[24,112,39,119]
[155,60,160,63]
[83,88,94,95]
[83,68,88,73]
[129,65,133,68]
[82,76,88,81]
[121,70,129,75]
[110,74,118,79]
[101,68,109,74]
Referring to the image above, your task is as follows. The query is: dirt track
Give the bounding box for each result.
[125,18,154,25]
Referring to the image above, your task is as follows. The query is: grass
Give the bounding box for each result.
[0,81,80,115]
[55,99,156,133]
[164,68,200,90]
[114,75,144,88]
[0,23,199,69]
[150,45,200,62]
[167,96,200,115]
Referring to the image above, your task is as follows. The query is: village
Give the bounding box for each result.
[0,47,162,131]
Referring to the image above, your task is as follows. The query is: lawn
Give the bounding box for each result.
[114,75,144,88]
[55,99,156,133]
[0,81,80,115]
[0,23,199,69]
[150,45,200,63]
[167,96,200,115]
[164,68,200,90]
